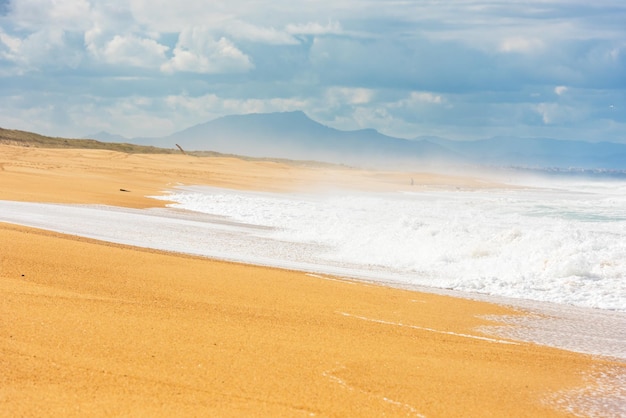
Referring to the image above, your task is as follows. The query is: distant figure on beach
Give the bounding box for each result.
[410,178,414,186]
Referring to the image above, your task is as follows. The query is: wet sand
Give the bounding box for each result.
[0,144,623,416]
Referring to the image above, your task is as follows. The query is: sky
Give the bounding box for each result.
[0,0,625,142]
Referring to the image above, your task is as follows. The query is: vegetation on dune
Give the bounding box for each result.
[0,127,178,154]
[0,126,342,168]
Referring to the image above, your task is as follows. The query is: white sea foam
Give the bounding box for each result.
[152,182,626,312]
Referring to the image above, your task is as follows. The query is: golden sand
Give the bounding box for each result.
[0,145,498,208]
[0,144,622,417]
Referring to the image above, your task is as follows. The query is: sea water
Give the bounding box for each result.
[151,180,626,313]
[1,179,625,312]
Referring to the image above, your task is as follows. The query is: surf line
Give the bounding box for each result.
[306,273,382,287]
[338,312,519,345]
[306,273,358,285]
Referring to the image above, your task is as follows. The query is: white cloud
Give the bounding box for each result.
[101,99,177,137]
[21,28,74,66]
[286,21,343,35]
[535,102,583,125]
[0,0,624,143]
[499,37,544,53]
[389,91,445,110]
[130,2,337,45]
[608,47,620,61]
[84,24,104,57]
[352,106,393,129]
[165,93,308,118]
[127,0,345,34]
[536,103,554,124]
[8,0,92,31]
[100,34,168,68]
[161,28,253,74]
[554,85,568,95]
[224,20,298,45]
[325,87,375,106]
[119,1,344,43]
[406,91,444,105]
[31,95,179,138]
[0,27,82,70]
[81,0,171,69]
[128,0,230,33]
[0,29,21,62]
[326,106,396,133]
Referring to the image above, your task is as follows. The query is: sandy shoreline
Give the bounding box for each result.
[0,145,502,207]
[1,144,624,416]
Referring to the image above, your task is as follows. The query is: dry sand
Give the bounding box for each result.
[0,144,623,417]
[0,145,498,207]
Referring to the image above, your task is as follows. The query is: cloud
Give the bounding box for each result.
[127,0,231,33]
[8,0,92,31]
[100,35,168,68]
[127,0,339,43]
[0,26,83,71]
[535,102,577,125]
[387,91,446,119]
[14,92,310,138]
[161,27,253,74]
[3,1,168,71]
[0,28,21,62]
[325,87,375,106]
[0,0,624,143]
[309,36,500,92]
[224,20,298,45]
[286,21,343,35]
[499,37,544,54]
[164,93,308,117]
[404,91,444,105]
[554,86,568,95]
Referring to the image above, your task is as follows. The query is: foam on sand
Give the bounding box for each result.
[150,183,626,312]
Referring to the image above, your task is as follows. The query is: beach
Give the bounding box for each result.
[1,144,624,417]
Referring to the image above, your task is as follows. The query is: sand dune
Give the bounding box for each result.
[1,144,623,417]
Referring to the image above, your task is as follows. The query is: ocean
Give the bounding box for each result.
[1,176,625,361]
[151,179,626,312]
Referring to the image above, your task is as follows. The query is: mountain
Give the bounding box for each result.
[132,111,457,168]
[86,131,130,143]
[428,136,626,170]
[124,111,626,170]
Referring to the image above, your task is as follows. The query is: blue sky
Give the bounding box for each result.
[0,0,624,142]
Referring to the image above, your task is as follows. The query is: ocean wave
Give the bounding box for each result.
[154,183,626,312]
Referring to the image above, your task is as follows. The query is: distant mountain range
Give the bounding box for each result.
[88,111,626,170]
[88,131,129,143]
[428,136,626,171]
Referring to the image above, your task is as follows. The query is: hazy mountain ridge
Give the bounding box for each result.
[90,111,625,170]
[87,131,130,143]
[429,136,626,169]
[128,111,455,168]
